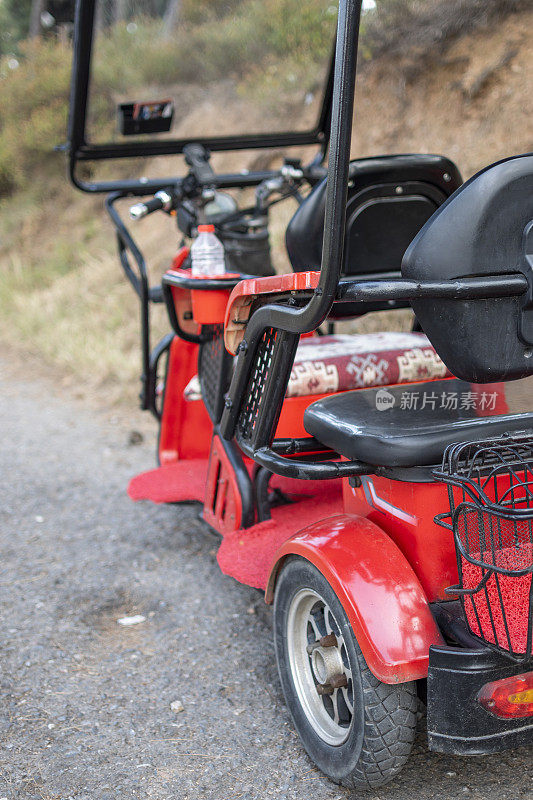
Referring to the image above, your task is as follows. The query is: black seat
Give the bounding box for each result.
[303,379,533,467]
[286,154,461,272]
[286,154,462,319]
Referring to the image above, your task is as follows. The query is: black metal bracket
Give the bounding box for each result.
[147,333,174,420]
[242,443,373,481]
[213,426,255,529]
[518,220,533,346]
[104,191,165,410]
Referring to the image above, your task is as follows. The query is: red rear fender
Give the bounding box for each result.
[266,514,443,684]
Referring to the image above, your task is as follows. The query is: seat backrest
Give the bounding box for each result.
[286,154,462,278]
[402,153,533,383]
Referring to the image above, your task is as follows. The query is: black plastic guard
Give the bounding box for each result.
[427,644,533,755]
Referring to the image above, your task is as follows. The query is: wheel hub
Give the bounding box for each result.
[311,645,344,686]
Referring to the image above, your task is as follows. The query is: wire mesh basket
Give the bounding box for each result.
[434,431,533,661]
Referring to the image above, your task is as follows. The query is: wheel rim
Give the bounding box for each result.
[286,588,354,746]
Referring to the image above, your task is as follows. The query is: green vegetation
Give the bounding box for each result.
[0,0,32,57]
[1,0,528,195]
[0,39,70,194]
[0,0,333,397]
[92,0,334,104]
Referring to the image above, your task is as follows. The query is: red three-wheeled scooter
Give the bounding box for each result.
[68,0,533,788]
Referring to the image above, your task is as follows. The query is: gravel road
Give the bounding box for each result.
[1,355,532,800]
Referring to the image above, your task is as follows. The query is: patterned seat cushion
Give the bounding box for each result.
[183,331,452,402]
[287,332,452,397]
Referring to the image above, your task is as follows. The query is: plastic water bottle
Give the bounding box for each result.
[191,224,226,277]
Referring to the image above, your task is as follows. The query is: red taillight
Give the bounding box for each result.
[478,672,533,718]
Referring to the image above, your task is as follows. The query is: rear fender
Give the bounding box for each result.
[266,514,443,684]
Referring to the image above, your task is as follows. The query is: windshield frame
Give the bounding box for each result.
[68,0,335,193]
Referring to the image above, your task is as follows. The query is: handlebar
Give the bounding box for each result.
[129,189,174,220]
[127,156,324,223]
[183,143,215,185]
[107,154,325,414]
[255,164,305,211]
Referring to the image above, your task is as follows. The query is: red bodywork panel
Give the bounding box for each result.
[158,336,323,461]
[167,268,239,326]
[224,271,320,353]
[266,514,443,684]
[142,267,515,684]
[158,337,212,463]
[342,382,509,602]
[344,477,457,602]
[203,435,245,532]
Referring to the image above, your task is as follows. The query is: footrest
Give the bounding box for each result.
[128,460,208,504]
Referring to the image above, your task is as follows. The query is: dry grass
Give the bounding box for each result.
[351,9,533,178]
[0,192,173,404]
[360,0,530,69]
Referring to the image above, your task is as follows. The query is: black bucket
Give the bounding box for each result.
[217,220,274,277]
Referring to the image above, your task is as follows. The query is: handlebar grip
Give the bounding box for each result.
[129,195,164,221]
[129,190,174,221]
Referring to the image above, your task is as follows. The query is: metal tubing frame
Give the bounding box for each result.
[336,274,528,303]
[249,446,372,480]
[161,282,211,346]
[147,332,174,420]
[104,191,160,409]
[214,426,255,529]
[223,270,528,482]
[72,166,319,197]
[220,0,363,439]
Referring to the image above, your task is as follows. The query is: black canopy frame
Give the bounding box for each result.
[68,0,335,193]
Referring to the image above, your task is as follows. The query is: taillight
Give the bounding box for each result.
[478,672,533,718]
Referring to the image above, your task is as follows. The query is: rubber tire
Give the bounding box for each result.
[273,557,418,790]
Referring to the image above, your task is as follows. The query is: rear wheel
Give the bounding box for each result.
[273,558,417,790]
